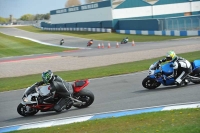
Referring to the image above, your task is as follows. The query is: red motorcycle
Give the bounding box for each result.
[17,79,94,116]
[87,40,93,47]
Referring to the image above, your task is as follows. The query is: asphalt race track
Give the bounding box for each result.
[0,28,199,128]
[0,72,200,127]
[1,28,200,58]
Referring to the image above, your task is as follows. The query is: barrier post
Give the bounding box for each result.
[101,43,104,48]
[98,43,101,49]
[132,40,135,46]
[108,43,111,48]
[116,42,119,48]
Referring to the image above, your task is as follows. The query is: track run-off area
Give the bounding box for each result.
[0,28,200,130]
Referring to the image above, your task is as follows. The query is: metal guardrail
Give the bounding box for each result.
[159,15,200,31]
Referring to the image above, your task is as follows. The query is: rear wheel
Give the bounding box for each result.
[191,73,200,84]
[142,77,161,90]
[17,103,38,117]
[73,89,94,108]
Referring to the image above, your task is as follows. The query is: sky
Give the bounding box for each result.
[0,0,86,19]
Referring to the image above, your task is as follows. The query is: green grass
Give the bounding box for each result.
[10,108,200,133]
[2,26,199,133]
[0,51,199,92]
[0,33,75,58]
[15,26,188,42]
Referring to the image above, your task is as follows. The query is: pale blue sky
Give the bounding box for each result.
[0,0,86,19]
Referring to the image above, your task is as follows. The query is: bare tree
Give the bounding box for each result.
[86,0,101,3]
[65,0,81,7]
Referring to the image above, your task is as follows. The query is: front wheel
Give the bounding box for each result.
[73,89,94,108]
[17,103,38,117]
[142,77,161,90]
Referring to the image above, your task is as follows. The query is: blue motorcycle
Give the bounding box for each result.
[142,60,200,89]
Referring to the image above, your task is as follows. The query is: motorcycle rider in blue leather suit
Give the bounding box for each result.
[159,51,192,86]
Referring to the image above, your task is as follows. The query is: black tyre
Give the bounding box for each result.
[191,74,200,84]
[142,77,161,90]
[17,103,38,117]
[73,89,94,108]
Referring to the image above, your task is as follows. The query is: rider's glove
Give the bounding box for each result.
[159,58,166,63]
[162,58,166,62]
[170,64,174,67]
[36,81,44,86]
[158,60,162,63]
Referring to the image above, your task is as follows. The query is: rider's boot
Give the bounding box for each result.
[54,98,72,112]
[175,80,185,87]
[175,81,181,87]
[65,99,73,110]
[183,79,189,85]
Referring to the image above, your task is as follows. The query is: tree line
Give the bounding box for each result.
[65,0,101,7]
[20,13,50,21]
[0,13,50,23]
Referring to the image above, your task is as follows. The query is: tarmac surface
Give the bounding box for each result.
[0,28,200,128]
[0,28,200,78]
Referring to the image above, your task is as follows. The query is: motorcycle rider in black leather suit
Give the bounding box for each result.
[36,70,73,112]
[60,39,64,45]
[121,37,128,44]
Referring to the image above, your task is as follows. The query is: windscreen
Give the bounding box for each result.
[24,85,37,96]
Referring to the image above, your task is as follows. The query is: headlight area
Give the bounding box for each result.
[23,97,29,102]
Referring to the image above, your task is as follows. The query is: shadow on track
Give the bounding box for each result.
[133,84,198,94]
[3,108,82,123]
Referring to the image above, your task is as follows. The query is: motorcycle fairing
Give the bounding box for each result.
[156,76,175,86]
[148,63,175,86]
[191,60,200,75]
[161,63,173,76]
[73,80,89,93]
[24,85,37,97]
[192,60,200,69]
[148,74,175,86]
[38,85,51,96]
[29,103,54,111]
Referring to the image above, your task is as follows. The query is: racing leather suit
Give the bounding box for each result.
[60,39,64,45]
[160,57,192,84]
[37,75,73,111]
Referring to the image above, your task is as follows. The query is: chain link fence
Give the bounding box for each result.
[159,15,200,31]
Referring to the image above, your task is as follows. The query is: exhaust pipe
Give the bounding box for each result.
[70,97,86,106]
[73,101,86,106]
[188,75,200,82]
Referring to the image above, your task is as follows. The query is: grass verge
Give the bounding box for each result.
[0,51,199,92]
[15,26,188,42]
[10,108,200,133]
[0,32,75,58]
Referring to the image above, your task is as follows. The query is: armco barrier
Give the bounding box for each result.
[0,102,199,133]
[116,30,200,36]
[42,27,112,33]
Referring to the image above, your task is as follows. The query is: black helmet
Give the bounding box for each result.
[42,70,53,84]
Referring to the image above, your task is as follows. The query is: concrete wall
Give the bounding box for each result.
[50,0,112,27]
[113,1,200,20]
